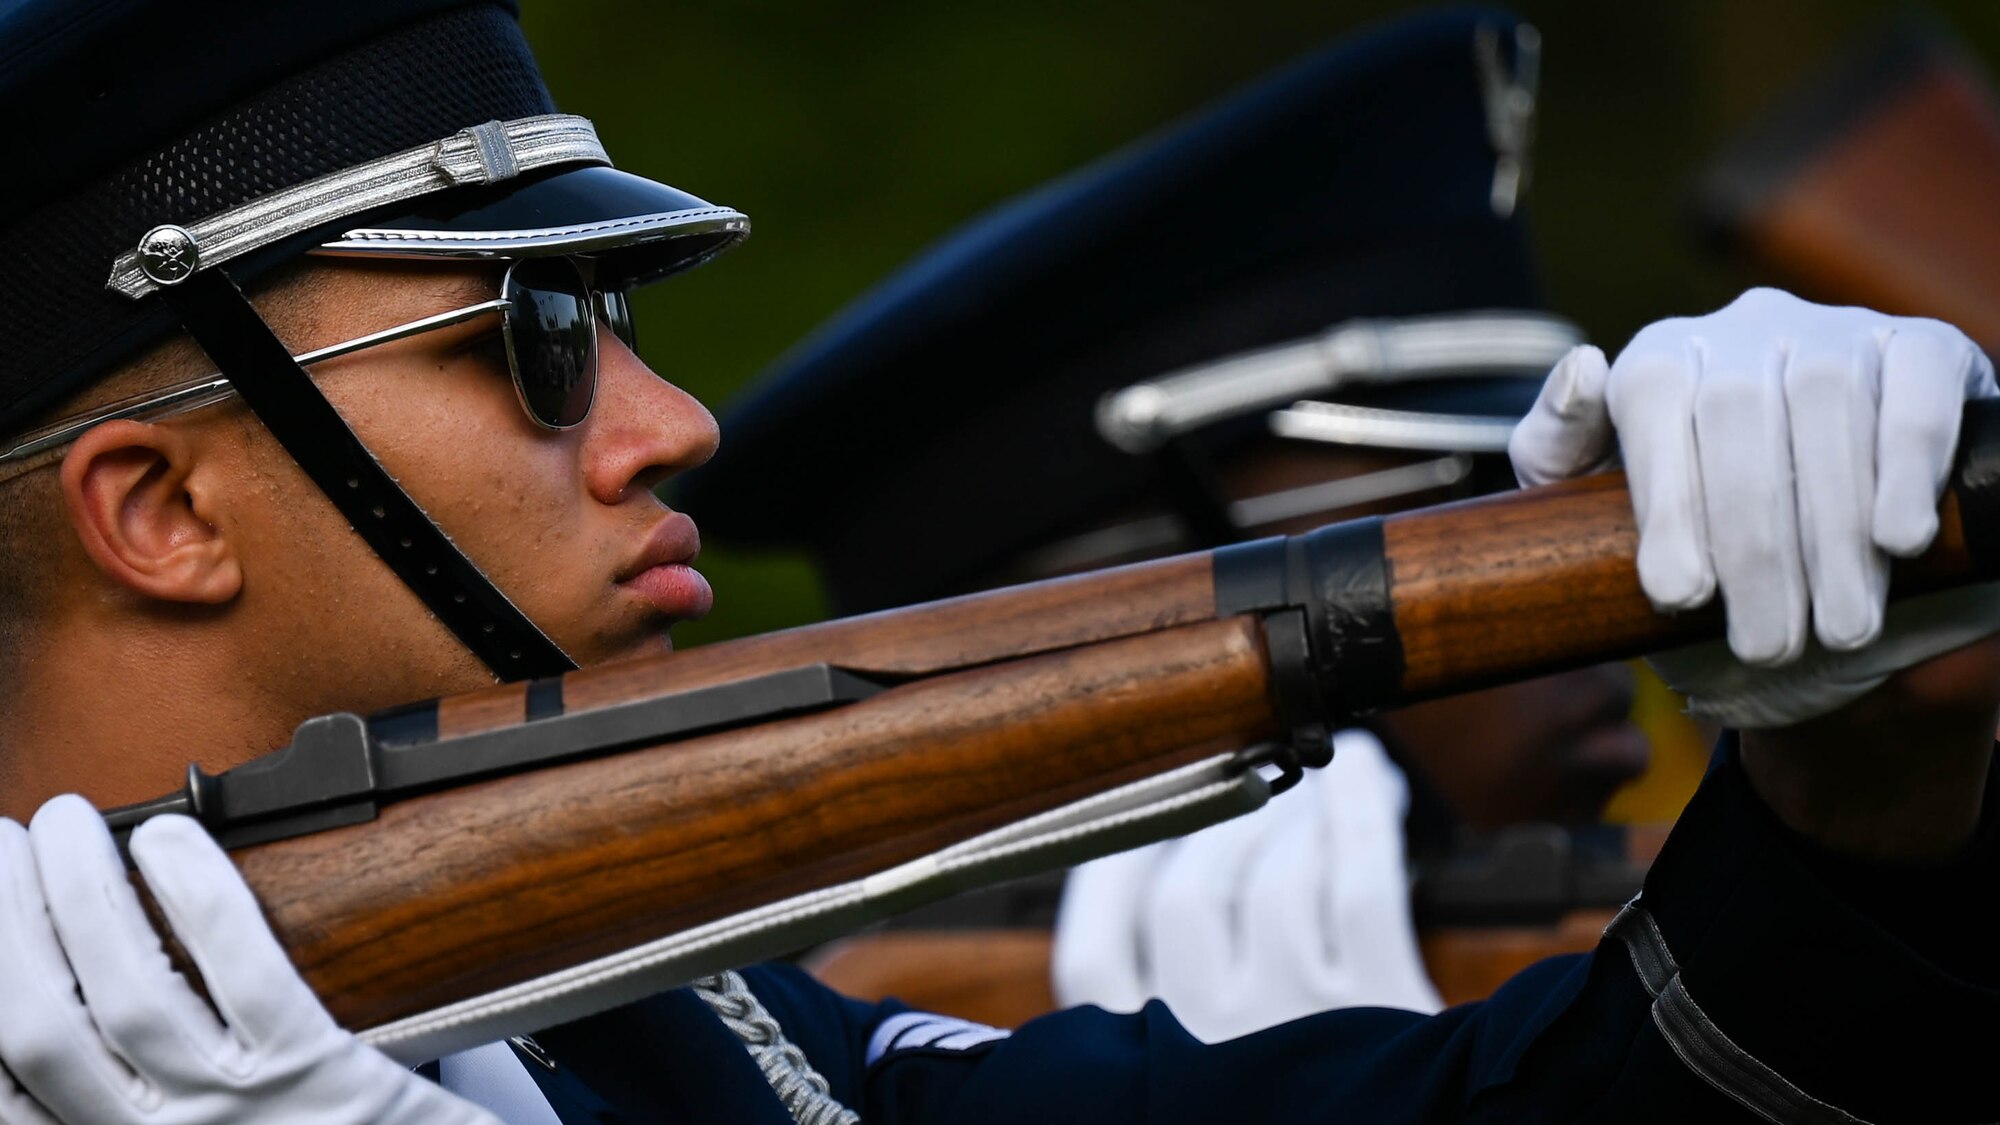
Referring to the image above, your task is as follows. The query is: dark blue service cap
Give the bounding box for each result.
[679,6,1564,613]
[0,0,746,434]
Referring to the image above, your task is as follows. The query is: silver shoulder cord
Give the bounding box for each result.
[693,971,861,1125]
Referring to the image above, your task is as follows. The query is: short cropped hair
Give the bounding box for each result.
[0,263,321,679]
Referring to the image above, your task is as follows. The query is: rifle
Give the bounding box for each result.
[1697,15,2000,348]
[104,429,2000,1060]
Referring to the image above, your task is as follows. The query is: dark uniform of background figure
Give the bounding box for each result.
[671,13,1994,1125]
[5,2,1997,1123]
[677,5,1679,1024]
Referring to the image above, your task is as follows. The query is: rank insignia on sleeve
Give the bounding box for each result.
[866,1012,1011,1065]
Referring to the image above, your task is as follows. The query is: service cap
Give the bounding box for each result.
[0,0,746,433]
[0,0,748,679]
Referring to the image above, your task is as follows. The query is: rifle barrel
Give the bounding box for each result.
[149,399,2000,1035]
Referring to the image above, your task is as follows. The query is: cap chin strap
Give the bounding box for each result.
[159,268,577,681]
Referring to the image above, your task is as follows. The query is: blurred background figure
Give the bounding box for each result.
[517,0,2000,647]
[515,0,2000,1035]
[679,7,1683,1037]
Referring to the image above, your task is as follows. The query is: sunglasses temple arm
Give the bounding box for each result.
[292,298,511,367]
[0,299,514,467]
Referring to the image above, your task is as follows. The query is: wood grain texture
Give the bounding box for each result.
[1384,472,1983,699]
[561,550,1215,712]
[435,682,526,738]
[234,616,1278,1031]
[208,443,1997,1033]
[1385,473,1708,699]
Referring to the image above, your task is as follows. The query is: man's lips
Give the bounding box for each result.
[618,512,713,620]
[624,562,714,620]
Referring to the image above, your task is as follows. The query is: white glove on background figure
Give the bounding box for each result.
[0,795,503,1125]
[1052,730,1442,1043]
[1510,287,2000,728]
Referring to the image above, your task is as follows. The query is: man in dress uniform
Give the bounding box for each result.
[0,6,1995,1125]
[680,9,1654,1036]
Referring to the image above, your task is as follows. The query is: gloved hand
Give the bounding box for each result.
[1509,287,2000,727]
[0,795,503,1125]
[1051,730,1442,1043]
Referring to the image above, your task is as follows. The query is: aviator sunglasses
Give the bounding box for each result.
[0,256,633,476]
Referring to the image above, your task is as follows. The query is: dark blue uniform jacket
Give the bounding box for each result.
[499,741,1999,1123]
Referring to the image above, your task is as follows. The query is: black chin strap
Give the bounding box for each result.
[160,269,577,680]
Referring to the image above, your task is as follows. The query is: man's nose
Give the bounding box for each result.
[580,330,721,505]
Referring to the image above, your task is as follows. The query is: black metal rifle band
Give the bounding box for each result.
[1290,518,1405,715]
[1212,519,1406,720]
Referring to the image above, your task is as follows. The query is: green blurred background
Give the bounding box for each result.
[519,0,2000,647]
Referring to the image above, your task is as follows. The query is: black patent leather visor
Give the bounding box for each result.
[311,165,750,288]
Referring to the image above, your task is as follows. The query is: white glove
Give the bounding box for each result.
[1509,287,2000,727]
[1051,730,1442,1043]
[0,795,503,1125]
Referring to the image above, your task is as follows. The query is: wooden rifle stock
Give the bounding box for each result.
[129,404,2000,1035]
[1699,19,2000,349]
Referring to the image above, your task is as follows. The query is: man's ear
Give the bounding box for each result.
[58,420,242,604]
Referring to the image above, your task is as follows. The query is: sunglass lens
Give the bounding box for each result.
[504,258,597,429]
[601,290,638,352]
